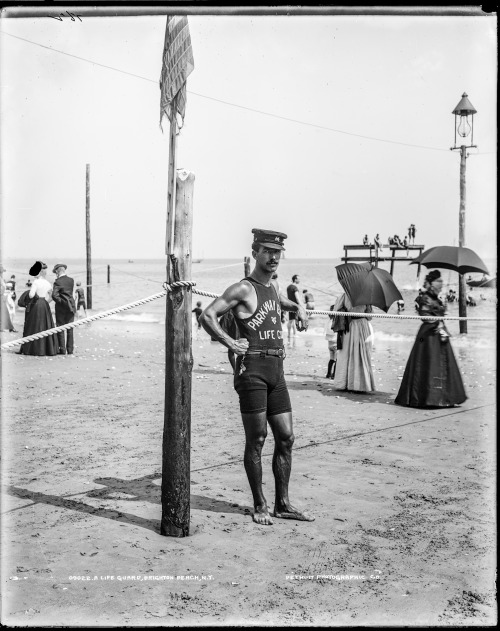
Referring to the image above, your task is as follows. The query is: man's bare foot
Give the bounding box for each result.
[273,504,315,521]
[253,504,274,525]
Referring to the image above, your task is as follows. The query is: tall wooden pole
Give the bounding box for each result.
[458,146,467,334]
[244,256,250,277]
[86,164,92,309]
[165,96,178,264]
[161,170,194,537]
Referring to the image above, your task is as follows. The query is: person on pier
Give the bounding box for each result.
[199,228,313,526]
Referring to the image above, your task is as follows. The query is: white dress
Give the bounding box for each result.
[333,293,375,393]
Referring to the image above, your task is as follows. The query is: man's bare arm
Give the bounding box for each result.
[199,282,250,355]
[279,289,308,331]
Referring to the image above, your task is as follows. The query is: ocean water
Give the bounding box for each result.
[4,257,496,346]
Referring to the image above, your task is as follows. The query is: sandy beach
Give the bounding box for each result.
[0,316,496,626]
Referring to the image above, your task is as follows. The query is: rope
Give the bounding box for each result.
[1,281,495,351]
[0,281,195,350]
[189,288,495,322]
[302,308,495,321]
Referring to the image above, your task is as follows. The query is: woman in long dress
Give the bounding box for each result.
[1,274,16,332]
[333,292,375,393]
[19,261,58,356]
[395,270,466,408]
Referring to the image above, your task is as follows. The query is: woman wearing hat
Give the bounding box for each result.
[19,261,58,356]
[395,270,466,408]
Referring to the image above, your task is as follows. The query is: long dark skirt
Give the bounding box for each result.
[395,322,467,408]
[20,298,58,356]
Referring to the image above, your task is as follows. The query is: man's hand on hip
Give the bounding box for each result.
[231,338,249,356]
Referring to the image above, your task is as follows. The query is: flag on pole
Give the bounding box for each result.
[159,16,194,129]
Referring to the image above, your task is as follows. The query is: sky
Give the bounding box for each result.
[0,7,497,262]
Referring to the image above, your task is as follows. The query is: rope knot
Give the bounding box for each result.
[162,280,196,292]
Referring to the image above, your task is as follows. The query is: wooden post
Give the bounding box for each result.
[244,256,250,277]
[107,265,110,284]
[85,164,92,309]
[390,247,395,276]
[161,170,195,537]
[458,145,467,334]
[165,95,178,261]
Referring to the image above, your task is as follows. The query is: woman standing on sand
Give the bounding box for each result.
[333,292,375,393]
[395,270,466,408]
[1,269,16,332]
[19,261,58,356]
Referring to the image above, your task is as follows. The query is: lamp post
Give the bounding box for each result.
[450,92,477,335]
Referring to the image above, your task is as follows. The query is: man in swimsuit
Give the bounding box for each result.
[286,274,301,340]
[199,228,314,526]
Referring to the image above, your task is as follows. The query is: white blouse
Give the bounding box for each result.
[29,277,53,301]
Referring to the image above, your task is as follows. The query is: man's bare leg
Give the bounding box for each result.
[241,411,273,525]
[268,412,314,521]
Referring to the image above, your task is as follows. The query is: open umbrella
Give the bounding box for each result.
[335,263,403,312]
[410,246,489,275]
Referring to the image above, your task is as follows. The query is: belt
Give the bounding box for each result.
[246,348,286,358]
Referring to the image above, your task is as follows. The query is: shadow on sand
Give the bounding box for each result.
[7,474,251,536]
[286,377,394,404]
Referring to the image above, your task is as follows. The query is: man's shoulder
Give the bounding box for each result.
[225,279,254,296]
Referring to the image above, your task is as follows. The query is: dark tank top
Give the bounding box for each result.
[236,278,283,351]
[286,283,299,304]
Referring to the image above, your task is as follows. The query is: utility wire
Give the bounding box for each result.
[3,30,494,154]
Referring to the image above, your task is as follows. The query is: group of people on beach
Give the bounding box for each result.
[1,261,87,356]
[197,227,466,525]
[3,230,469,528]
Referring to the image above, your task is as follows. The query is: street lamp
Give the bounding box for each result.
[450,92,477,334]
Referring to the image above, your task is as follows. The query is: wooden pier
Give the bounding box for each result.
[341,243,425,276]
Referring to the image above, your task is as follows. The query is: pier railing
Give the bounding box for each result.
[341,244,425,275]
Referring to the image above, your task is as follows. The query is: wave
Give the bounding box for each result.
[449,336,495,349]
[400,283,421,291]
[373,331,414,343]
[304,328,493,349]
[105,313,163,324]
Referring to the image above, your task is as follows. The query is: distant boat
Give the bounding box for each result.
[467,276,496,288]
[193,259,203,264]
[128,260,134,263]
